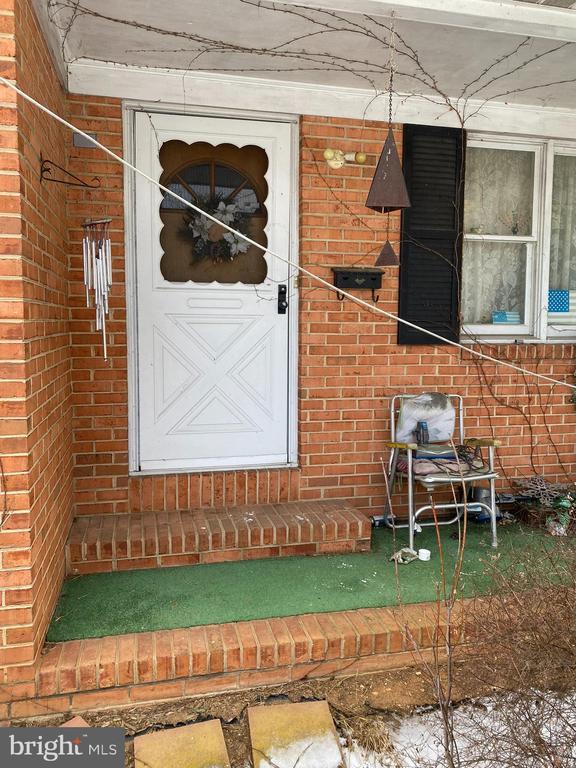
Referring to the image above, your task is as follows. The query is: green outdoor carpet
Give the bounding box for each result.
[47,525,551,642]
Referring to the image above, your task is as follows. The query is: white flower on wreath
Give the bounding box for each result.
[189,210,210,239]
[188,200,250,257]
[223,231,250,256]
[214,200,236,224]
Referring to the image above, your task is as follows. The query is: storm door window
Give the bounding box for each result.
[159,141,269,284]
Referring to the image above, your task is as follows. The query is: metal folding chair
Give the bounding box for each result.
[383,393,500,551]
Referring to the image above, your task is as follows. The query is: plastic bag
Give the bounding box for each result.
[395,393,456,444]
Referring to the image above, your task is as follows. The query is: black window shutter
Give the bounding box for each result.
[397,124,465,345]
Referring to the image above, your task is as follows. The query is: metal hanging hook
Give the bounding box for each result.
[40,153,101,189]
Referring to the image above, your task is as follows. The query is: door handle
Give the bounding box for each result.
[278,284,288,314]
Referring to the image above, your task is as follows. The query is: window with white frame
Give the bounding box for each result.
[461,135,576,342]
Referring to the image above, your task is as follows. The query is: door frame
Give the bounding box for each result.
[123,101,300,475]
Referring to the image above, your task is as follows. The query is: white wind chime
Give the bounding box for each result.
[82,218,113,360]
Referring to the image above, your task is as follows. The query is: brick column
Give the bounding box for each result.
[0,0,74,708]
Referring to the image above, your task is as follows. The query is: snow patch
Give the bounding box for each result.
[255,732,343,768]
[341,740,398,768]
[390,694,576,768]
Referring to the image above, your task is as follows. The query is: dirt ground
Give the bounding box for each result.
[15,663,493,768]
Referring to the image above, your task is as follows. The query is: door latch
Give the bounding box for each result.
[278,284,288,314]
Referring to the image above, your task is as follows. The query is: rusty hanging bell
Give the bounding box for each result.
[375,240,398,266]
[366,128,411,213]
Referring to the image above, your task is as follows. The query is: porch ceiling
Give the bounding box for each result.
[39,0,576,110]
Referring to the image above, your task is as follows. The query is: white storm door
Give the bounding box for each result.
[133,112,294,472]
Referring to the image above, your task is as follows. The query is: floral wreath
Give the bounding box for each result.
[181,194,251,264]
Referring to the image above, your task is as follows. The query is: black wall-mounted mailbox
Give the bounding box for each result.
[331,266,383,302]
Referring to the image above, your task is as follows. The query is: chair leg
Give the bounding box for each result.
[488,446,498,548]
[407,448,415,551]
[385,448,399,523]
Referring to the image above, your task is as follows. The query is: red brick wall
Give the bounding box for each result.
[0,0,28,685]
[299,118,575,509]
[65,106,576,519]
[0,0,73,692]
[66,95,128,515]
[299,117,399,507]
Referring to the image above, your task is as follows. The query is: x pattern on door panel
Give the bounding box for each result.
[153,328,203,422]
[229,328,274,418]
[166,313,259,361]
[168,386,260,435]
[152,311,275,436]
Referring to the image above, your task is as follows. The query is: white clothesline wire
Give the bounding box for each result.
[2,75,575,392]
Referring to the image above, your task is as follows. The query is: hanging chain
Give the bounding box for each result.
[388,11,396,129]
[386,13,396,240]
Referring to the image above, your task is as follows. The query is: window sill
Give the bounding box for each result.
[460,335,576,345]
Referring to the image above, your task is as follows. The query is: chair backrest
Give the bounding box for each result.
[390,393,465,444]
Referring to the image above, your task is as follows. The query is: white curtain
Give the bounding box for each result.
[464,147,534,236]
[462,241,526,324]
[549,154,576,291]
[462,147,534,325]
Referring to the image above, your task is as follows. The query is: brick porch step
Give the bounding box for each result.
[8,604,440,719]
[65,500,372,575]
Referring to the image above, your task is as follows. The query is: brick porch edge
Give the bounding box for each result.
[3,604,445,720]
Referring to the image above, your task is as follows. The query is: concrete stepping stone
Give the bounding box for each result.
[134,720,230,768]
[248,700,343,768]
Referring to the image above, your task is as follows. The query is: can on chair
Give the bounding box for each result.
[415,421,429,444]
